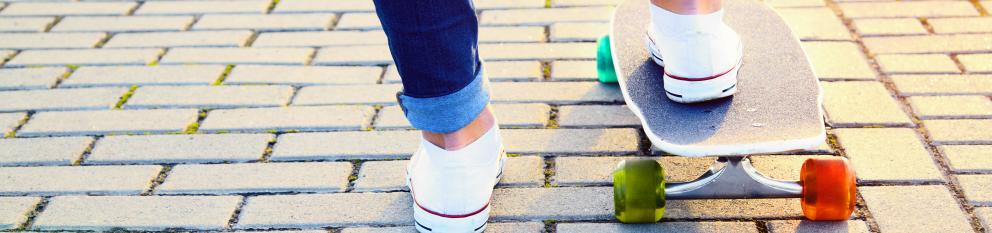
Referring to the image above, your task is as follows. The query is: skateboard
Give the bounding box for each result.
[595,0,857,223]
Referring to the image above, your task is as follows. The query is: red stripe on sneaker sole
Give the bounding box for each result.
[409,180,490,219]
[664,60,740,82]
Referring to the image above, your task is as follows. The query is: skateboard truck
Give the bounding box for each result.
[613,156,856,223]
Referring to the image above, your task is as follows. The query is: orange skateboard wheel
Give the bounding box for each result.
[800,157,856,221]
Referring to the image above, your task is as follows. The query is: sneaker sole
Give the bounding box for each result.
[409,148,507,233]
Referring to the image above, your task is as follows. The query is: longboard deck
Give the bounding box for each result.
[611,0,825,157]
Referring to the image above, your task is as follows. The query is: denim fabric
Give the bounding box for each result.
[373,0,489,133]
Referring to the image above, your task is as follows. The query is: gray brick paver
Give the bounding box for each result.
[292,84,401,106]
[385,61,543,82]
[198,106,374,133]
[87,134,273,164]
[924,119,992,144]
[226,65,382,85]
[476,0,547,9]
[271,0,375,13]
[0,33,104,50]
[334,13,380,30]
[0,88,128,112]
[862,34,992,54]
[0,196,40,230]
[104,31,253,48]
[160,48,314,65]
[252,31,387,47]
[929,17,992,34]
[480,26,546,43]
[941,145,992,173]
[554,156,709,186]
[0,67,66,90]
[979,207,992,231]
[892,75,992,96]
[6,49,162,67]
[193,14,336,32]
[557,105,640,127]
[375,104,550,129]
[834,128,944,183]
[33,196,241,231]
[62,65,226,88]
[17,109,199,137]
[500,156,546,187]
[550,22,609,42]
[0,165,161,195]
[480,7,612,26]
[124,85,294,109]
[236,193,412,229]
[271,130,420,161]
[556,222,758,233]
[765,220,870,233]
[776,8,851,41]
[838,1,979,18]
[157,162,352,194]
[551,61,597,81]
[909,96,992,119]
[503,128,639,154]
[0,112,24,136]
[313,45,392,65]
[352,160,408,192]
[821,81,914,127]
[0,2,136,16]
[957,174,992,206]
[0,17,53,32]
[135,0,270,15]
[875,54,960,74]
[51,16,193,33]
[959,54,992,73]
[766,0,823,8]
[480,43,596,61]
[860,185,973,232]
[853,18,928,37]
[492,82,622,104]
[801,42,876,80]
[0,137,92,166]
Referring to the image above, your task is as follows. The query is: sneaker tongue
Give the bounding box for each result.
[420,126,501,167]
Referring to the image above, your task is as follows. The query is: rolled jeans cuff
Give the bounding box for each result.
[396,67,490,134]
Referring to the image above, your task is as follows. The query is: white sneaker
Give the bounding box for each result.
[406,125,506,233]
[646,6,743,103]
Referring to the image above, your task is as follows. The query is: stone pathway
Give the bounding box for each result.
[0,0,990,232]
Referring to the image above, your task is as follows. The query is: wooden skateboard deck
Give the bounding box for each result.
[610,0,825,157]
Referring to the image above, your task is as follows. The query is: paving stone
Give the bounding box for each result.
[924,119,992,144]
[6,49,162,67]
[481,43,596,61]
[160,48,313,65]
[87,134,272,164]
[0,137,92,166]
[0,50,13,61]
[270,130,419,161]
[199,106,374,133]
[860,185,972,232]
[480,7,612,26]
[776,8,851,41]
[492,82,622,104]
[552,0,621,7]
[834,128,944,183]
[550,22,609,42]
[271,0,375,13]
[503,128,639,154]
[551,60,597,81]
[194,14,335,32]
[0,2,136,16]
[226,65,382,85]
[959,53,992,73]
[838,1,978,18]
[852,18,927,37]
[892,75,992,96]
[862,34,992,54]
[0,17,54,32]
[340,226,416,233]
[0,165,161,195]
[352,160,408,192]
[62,65,224,88]
[383,61,542,83]
[0,197,39,230]
[909,96,992,119]
[876,54,960,74]
[236,192,412,228]
[765,220,870,233]
[750,155,839,180]
[375,104,550,129]
[957,174,992,206]
[941,145,992,173]
[480,27,545,43]
[930,17,992,34]
[0,112,24,136]
[104,31,253,48]
[32,196,241,231]
[51,16,192,33]
[293,84,398,106]
[802,42,876,80]
[821,81,914,127]
[766,0,825,8]
[557,105,640,127]
[501,156,547,187]
[157,162,351,195]
[556,222,758,233]
[135,0,270,15]
[475,0,547,9]
[0,88,127,112]
[125,85,294,109]
[252,31,387,47]
[979,207,992,230]
[555,156,709,186]
[334,13,379,30]
[313,45,392,65]
[0,67,65,90]
[0,33,104,50]
[17,109,198,137]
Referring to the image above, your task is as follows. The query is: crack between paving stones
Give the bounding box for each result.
[143,165,174,196]
[4,111,32,139]
[72,135,101,166]
[17,196,51,231]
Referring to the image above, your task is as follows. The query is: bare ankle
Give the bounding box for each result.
[422,106,496,151]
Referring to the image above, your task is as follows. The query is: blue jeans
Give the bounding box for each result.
[373,0,489,134]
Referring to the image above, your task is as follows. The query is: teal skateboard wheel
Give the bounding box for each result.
[613,159,665,223]
[596,34,618,83]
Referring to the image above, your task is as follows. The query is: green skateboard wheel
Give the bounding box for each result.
[596,35,618,83]
[613,159,665,223]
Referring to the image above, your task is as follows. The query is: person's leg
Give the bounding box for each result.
[372,0,505,232]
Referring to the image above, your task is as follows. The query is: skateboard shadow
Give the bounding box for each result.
[627,60,731,145]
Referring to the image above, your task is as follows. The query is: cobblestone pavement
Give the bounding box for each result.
[0,0,990,232]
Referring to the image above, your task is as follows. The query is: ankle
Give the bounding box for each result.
[423,106,496,151]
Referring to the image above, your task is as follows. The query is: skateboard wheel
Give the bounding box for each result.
[596,35,619,83]
[800,157,856,221]
[613,159,665,223]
